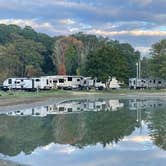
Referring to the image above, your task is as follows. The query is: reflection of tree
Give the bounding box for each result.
[148,109,166,150]
[0,110,137,156]
[0,116,53,156]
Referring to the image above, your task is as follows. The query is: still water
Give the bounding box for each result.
[0,98,166,166]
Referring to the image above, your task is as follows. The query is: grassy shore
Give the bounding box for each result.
[1,88,166,97]
[1,88,166,98]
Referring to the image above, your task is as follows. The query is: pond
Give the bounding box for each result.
[0,98,166,166]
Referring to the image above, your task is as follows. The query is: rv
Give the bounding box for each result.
[82,77,94,89]
[3,76,53,91]
[129,78,166,89]
[49,75,83,90]
[94,79,106,90]
[108,77,122,89]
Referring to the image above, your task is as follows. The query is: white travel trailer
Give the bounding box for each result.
[3,76,53,91]
[82,77,94,89]
[108,77,122,89]
[94,79,106,90]
[3,78,33,90]
[33,76,53,90]
[129,78,166,89]
[49,75,83,90]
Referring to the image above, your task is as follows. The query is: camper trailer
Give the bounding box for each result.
[108,77,122,89]
[33,76,53,90]
[49,75,83,90]
[3,78,34,91]
[3,77,53,91]
[129,78,166,89]
[82,77,94,89]
[94,79,106,90]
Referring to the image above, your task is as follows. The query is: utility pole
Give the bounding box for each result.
[139,60,141,79]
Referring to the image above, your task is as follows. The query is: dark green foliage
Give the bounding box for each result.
[0,24,55,82]
[141,39,166,79]
[85,41,140,84]
[0,24,142,83]
[150,39,166,79]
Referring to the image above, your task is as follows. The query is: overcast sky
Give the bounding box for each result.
[0,0,165,56]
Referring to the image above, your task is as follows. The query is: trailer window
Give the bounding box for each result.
[59,107,65,111]
[68,77,72,81]
[59,79,64,83]
[68,108,72,112]
[77,79,80,82]
[8,79,12,84]
[53,80,57,83]
[46,79,49,85]
[35,79,40,82]
[158,81,161,84]
[153,80,156,83]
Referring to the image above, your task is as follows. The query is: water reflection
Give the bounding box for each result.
[0,98,166,166]
[0,109,137,156]
[2,99,124,117]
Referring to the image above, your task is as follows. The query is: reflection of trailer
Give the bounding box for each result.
[1,99,125,117]
[128,99,165,110]
[3,77,53,91]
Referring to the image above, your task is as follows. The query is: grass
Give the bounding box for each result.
[0,88,166,99]
[0,89,69,99]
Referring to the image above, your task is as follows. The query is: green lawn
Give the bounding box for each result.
[0,88,166,99]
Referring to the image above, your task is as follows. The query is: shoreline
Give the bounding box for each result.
[1,90,166,112]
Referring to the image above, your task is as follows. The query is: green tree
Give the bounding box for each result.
[85,41,140,83]
[150,39,166,79]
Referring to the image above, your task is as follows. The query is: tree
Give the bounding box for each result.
[13,38,46,77]
[85,41,140,84]
[150,39,166,79]
[0,44,20,82]
[53,37,83,75]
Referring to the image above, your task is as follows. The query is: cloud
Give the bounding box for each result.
[87,29,166,37]
[0,18,67,35]
[59,18,76,25]
[0,0,165,56]
[133,0,153,6]
[135,47,150,57]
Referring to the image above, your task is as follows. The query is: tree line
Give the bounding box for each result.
[1,24,164,84]
[141,39,166,79]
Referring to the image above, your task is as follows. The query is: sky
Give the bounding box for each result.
[0,0,166,56]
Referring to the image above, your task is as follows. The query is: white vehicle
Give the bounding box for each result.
[94,79,106,90]
[129,78,166,89]
[82,77,94,89]
[3,77,53,91]
[3,78,33,90]
[33,76,53,90]
[108,77,122,89]
[50,75,83,90]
